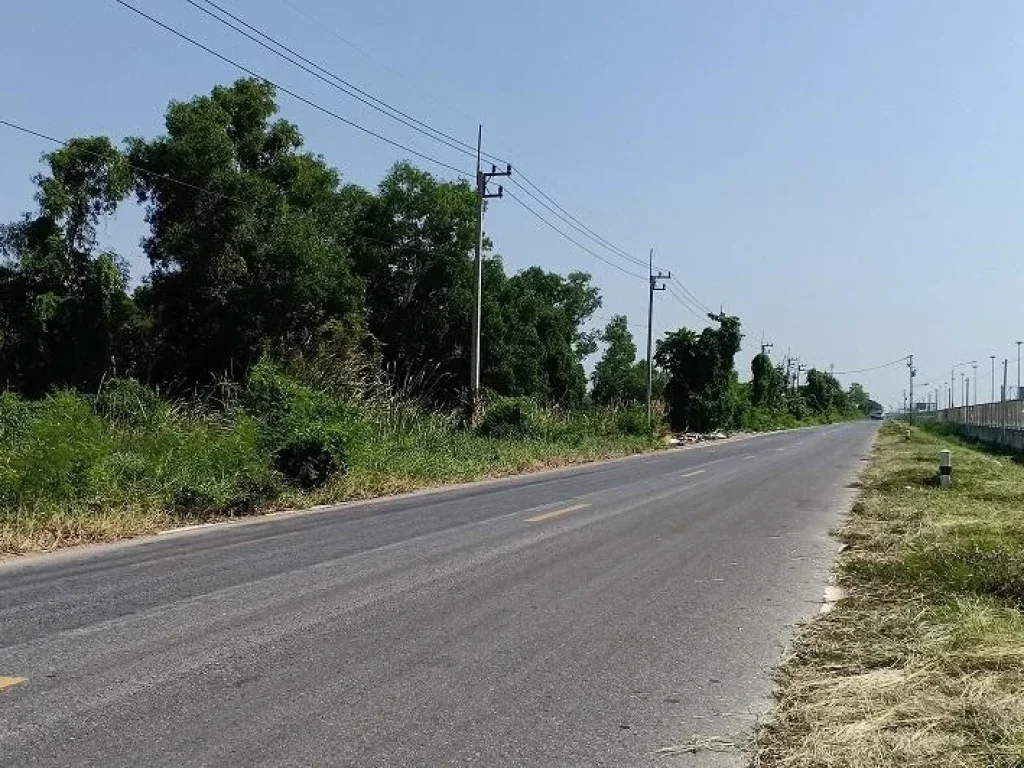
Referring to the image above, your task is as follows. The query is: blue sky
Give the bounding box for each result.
[3,0,1024,409]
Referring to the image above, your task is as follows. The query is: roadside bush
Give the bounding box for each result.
[477,397,542,439]
[242,361,354,489]
[94,377,164,427]
[157,412,281,517]
[0,392,31,444]
[2,392,112,507]
[615,406,651,437]
[272,423,352,489]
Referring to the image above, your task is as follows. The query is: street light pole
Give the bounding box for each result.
[991,355,996,403]
[1017,341,1022,400]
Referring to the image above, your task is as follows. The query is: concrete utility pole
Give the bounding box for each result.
[972,363,978,405]
[961,372,965,410]
[646,249,670,426]
[907,355,916,422]
[469,125,511,421]
[1003,359,1009,402]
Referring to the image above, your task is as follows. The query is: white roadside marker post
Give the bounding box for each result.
[939,449,952,488]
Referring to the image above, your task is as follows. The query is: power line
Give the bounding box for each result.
[512,169,660,270]
[831,356,913,376]
[186,1,658,283]
[111,0,473,178]
[0,117,409,253]
[664,283,708,322]
[279,0,502,153]
[670,276,713,315]
[505,177,649,272]
[503,187,646,281]
[184,0,480,162]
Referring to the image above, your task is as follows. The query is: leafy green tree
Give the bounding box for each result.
[802,368,849,414]
[348,161,478,399]
[591,315,645,405]
[846,382,874,415]
[0,137,137,396]
[128,78,362,388]
[750,352,787,409]
[655,314,743,431]
[483,266,601,405]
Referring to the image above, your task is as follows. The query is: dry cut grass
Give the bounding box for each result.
[754,422,1024,767]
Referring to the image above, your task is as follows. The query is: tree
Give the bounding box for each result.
[655,314,743,431]
[802,369,849,414]
[129,78,362,388]
[349,161,478,400]
[0,137,137,396]
[591,315,645,405]
[483,266,601,405]
[750,352,787,409]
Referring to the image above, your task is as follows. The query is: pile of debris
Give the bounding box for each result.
[665,431,729,446]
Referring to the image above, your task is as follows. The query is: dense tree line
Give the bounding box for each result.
[0,78,873,428]
[0,80,601,405]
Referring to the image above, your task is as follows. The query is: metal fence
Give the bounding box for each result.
[920,401,1024,430]
[916,401,1024,452]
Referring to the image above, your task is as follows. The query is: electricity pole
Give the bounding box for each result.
[646,249,670,425]
[907,355,915,422]
[469,125,510,422]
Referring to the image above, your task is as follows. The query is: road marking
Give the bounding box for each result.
[673,468,706,479]
[743,455,756,461]
[776,447,786,452]
[525,503,590,523]
[0,677,27,692]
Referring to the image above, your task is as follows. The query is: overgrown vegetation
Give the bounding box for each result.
[755,421,1024,767]
[0,77,873,552]
[0,368,658,555]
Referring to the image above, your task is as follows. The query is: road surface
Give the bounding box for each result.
[0,422,875,766]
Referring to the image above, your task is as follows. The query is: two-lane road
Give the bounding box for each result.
[0,422,876,766]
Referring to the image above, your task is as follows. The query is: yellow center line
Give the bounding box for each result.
[525,503,590,523]
[673,468,706,479]
[0,677,27,692]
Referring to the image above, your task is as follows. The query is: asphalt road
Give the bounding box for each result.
[0,422,876,767]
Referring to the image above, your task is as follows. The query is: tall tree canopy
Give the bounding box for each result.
[483,266,601,406]
[655,314,743,431]
[750,352,787,409]
[802,368,849,414]
[128,79,362,387]
[591,315,646,406]
[0,137,137,396]
[348,162,477,396]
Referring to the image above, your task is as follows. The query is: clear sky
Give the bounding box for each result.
[3,0,1024,409]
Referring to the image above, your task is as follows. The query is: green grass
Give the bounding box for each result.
[755,421,1024,768]
[0,381,662,555]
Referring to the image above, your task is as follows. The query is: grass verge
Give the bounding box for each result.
[0,379,662,556]
[754,420,1024,767]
